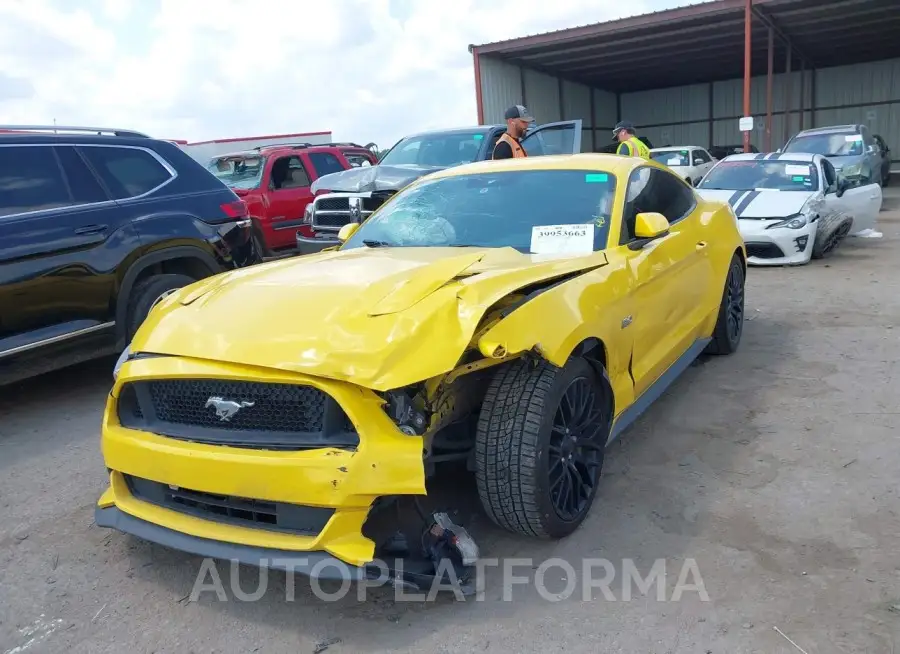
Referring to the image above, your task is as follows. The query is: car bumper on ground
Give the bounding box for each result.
[97,355,426,569]
[296,232,341,255]
[739,218,815,266]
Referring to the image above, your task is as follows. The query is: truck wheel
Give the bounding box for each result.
[475,356,611,539]
[126,274,195,340]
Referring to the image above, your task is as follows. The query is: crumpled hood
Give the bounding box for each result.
[698,189,814,218]
[135,247,608,390]
[310,163,445,194]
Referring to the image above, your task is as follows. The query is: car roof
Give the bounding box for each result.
[794,124,860,136]
[723,152,818,163]
[397,125,499,140]
[0,132,161,148]
[422,152,645,181]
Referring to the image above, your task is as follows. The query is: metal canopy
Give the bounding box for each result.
[470,0,900,93]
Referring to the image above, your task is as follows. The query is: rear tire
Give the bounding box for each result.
[475,357,611,539]
[126,273,195,340]
[704,254,744,355]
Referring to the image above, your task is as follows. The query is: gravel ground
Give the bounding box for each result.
[2,189,899,654]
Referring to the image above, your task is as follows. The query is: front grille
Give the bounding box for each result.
[125,475,335,536]
[745,242,785,259]
[310,192,395,230]
[117,379,358,450]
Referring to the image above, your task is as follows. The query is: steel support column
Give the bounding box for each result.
[783,46,792,145]
[590,89,597,152]
[799,60,806,130]
[766,27,774,152]
[472,47,484,125]
[743,0,752,153]
[708,82,715,147]
[810,69,817,127]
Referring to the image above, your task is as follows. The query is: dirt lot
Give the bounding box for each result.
[2,190,900,654]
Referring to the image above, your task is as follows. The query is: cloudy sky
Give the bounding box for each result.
[0,0,688,149]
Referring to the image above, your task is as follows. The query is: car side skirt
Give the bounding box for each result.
[608,337,712,444]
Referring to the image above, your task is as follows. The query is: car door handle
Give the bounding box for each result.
[696,241,708,250]
[74,224,108,235]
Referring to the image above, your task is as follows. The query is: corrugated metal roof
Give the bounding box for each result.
[471,0,900,93]
[470,0,723,51]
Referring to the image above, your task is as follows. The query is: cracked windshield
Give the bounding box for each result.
[698,160,818,191]
[206,154,265,190]
[342,169,616,252]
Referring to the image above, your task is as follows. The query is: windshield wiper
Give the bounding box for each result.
[363,239,394,248]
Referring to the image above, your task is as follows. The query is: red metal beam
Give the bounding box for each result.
[743,0,752,153]
[766,26,774,151]
[472,47,485,125]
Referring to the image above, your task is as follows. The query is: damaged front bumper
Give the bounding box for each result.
[96,355,478,594]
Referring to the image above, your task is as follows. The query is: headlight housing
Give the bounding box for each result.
[113,345,132,381]
[766,213,808,230]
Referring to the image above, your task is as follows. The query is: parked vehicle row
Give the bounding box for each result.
[205,142,378,257]
[0,125,260,386]
[297,119,584,253]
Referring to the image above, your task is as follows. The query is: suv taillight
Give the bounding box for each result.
[220,199,248,219]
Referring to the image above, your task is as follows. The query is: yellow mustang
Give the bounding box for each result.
[96,153,745,587]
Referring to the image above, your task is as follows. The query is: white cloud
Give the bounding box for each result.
[0,0,682,148]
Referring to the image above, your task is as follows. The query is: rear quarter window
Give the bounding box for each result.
[308,152,346,177]
[80,146,173,199]
[0,146,71,216]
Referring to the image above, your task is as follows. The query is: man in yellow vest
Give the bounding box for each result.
[492,105,534,159]
[613,121,650,159]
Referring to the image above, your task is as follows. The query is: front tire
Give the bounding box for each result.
[126,273,195,340]
[475,357,611,539]
[704,254,745,355]
[812,218,852,259]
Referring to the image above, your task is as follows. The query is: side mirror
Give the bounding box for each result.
[776,148,783,153]
[337,222,360,242]
[634,212,670,239]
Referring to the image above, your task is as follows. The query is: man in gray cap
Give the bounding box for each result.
[492,104,535,159]
[613,120,650,159]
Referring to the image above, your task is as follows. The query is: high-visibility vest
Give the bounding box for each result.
[617,136,650,160]
[493,132,527,159]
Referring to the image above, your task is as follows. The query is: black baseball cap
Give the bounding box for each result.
[505,104,535,122]
[612,120,635,137]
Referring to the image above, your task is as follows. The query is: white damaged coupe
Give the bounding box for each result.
[696,152,883,266]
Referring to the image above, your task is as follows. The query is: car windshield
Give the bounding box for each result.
[342,169,616,253]
[207,154,265,190]
[784,131,864,157]
[651,150,691,166]
[378,132,487,168]
[698,160,819,191]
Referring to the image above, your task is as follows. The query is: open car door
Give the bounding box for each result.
[521,119,583,156]
[837,178,883,235]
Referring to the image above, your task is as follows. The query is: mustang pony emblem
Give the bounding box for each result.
[205,396,255,421]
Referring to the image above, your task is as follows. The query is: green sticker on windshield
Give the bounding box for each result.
[792,176,806,181]
[473,134,484,140]
[585,173,609,183]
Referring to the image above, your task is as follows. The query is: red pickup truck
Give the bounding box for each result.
[206,142,378,256]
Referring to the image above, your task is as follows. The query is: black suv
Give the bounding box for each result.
[0,125,260,385]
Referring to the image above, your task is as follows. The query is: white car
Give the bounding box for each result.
[695,152,882,266]
[649,146,715,186]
